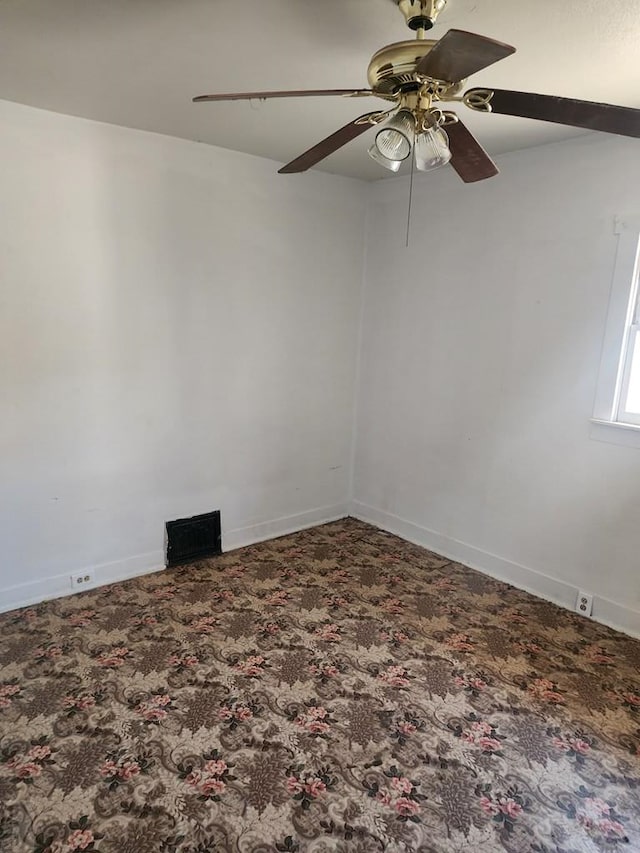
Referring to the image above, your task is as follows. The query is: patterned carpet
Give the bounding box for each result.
[1,519,639,853]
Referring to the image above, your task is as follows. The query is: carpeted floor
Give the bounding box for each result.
[1,519,639,852]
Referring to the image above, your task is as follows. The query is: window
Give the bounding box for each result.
[616,277,640,425]
[592,217,640,444]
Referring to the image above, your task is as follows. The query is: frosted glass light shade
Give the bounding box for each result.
[374,110,415,162]
[415,127,451,171]
[368,143,402,172]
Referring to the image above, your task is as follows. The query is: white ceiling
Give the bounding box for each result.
[0,0,639,180]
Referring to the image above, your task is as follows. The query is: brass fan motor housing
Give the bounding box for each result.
[367,40,464,98]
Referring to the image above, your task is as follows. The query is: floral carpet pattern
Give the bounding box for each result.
[1,518,640,853]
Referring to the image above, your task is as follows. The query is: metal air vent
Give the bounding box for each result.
[165,510,222,567]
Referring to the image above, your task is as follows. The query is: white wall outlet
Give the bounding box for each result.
[575,590,593,617]
[70,571,95,590]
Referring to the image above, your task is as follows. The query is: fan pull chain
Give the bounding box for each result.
[405,128,416,248]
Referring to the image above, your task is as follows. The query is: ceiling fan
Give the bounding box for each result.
[192,0,640,183]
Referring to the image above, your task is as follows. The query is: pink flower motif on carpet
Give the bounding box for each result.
[8,759,42,779]
[329,569,350,584]
[294,705,332,737]
[62,694,97,713]
[235,655,267,677]
[189,615,218,634]
[324,594,349,610]
[96,646,129,667]
[379,665,411,688]
[528,678,564,704]
[477,788,527,829]
[225,565,246,578]
[305,778,327,797]
[507,611,529,624]
[66,829,95,850]
[458,719,504,754]
[368,766,425,823]
[572,796,628,840]
[380,629,409,646]
[153,585,178,600]
[552,735,591,755]
[213,589,235,603]
[182,750,233,800]
[0,682,20,708]
[18,608,39,622]
[286,775,304,794]
[34,644,64,660]
[391,776,413,795]
[135,693,174,723]
[204,758,227,776]
[286,766,335,807]
[167,653,199,670]
[395,797,421,816]
[453,672,489,695]
[67,610,97,627]
[308,659,341,680]
[583,644,615,665]
[265,590,290,606]
[133,614,158,627]
[518,640,543,655]
[218,700,256,726]
[499,798,523,819]
[27,745,51,761]
[446,633,475,652]
[315,623,341,642]
[100,757,141,781]
[6,739,55,781]
[480,795,500,816]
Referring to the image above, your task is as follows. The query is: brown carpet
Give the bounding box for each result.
[1,518,639,852]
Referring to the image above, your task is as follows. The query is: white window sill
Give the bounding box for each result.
[590,418,640,448]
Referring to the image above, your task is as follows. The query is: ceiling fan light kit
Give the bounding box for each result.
[193,0,640,183]
[367,108,453,172]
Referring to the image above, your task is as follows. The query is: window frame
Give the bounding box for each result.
[616,300,640,426]
[592,216,640,440]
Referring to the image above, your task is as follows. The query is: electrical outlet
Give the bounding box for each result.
[575,590,593,617]
[70,571,95,590]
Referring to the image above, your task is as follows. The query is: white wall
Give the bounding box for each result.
[354,133,640,637]
[0,99,366,610]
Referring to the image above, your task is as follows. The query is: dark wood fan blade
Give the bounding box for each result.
[416,29,515,82]
[193,89,372,103]
[468,88,640,139]
[446,119,499,183]
[278,113,378,174]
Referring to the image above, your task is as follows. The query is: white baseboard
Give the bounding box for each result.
[0,503,350,615]
[0,551,166,614]
[223,503,349,552]
[350,500,640,640]
[11,502,635,640]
